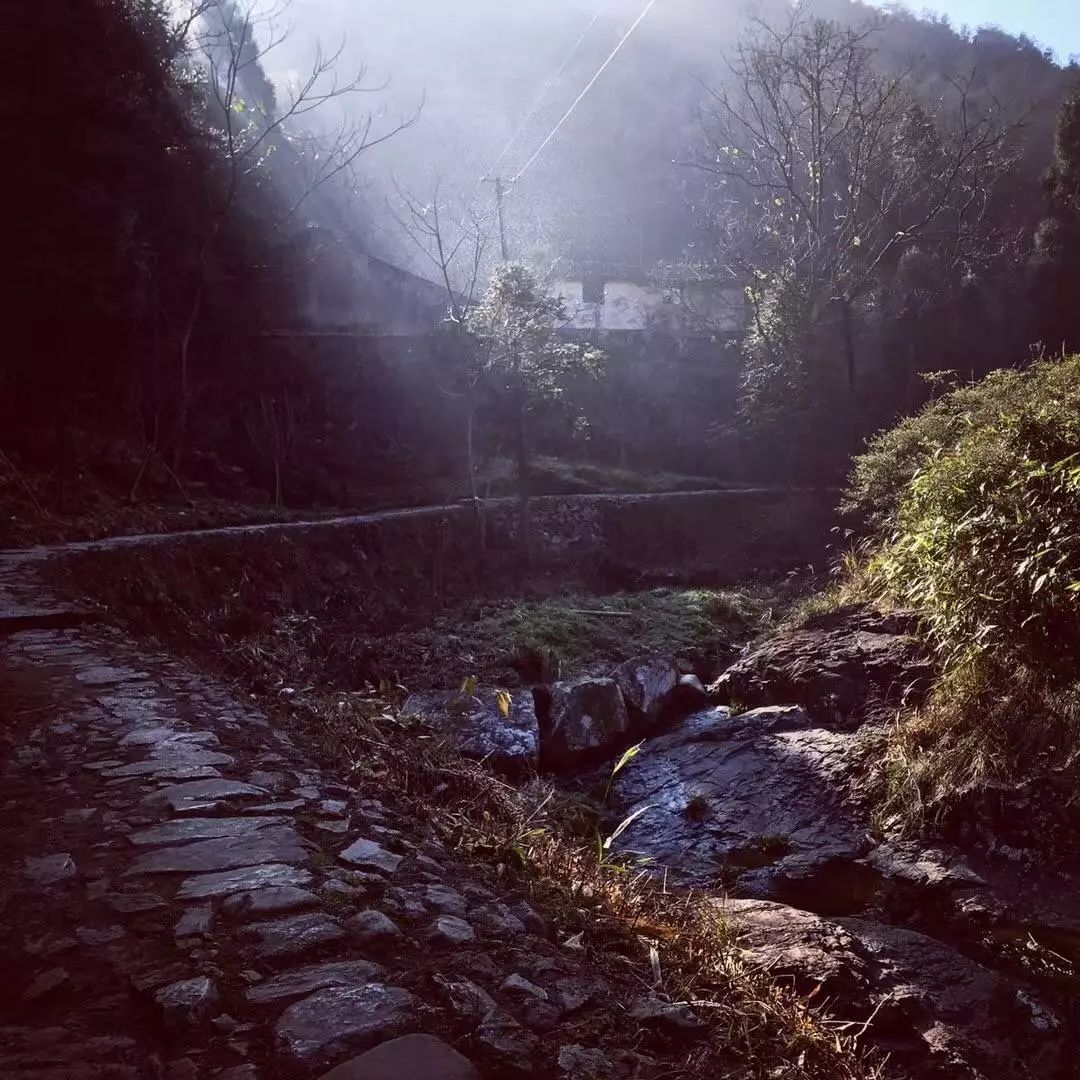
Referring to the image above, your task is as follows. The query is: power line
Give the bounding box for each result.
[509,0,658,185]
[490,9,603,173]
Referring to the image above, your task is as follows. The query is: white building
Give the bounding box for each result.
[552,272,744,336]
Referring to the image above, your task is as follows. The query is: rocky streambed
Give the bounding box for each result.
[410,605,1080,1079]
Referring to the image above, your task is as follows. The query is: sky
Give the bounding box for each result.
[878,0,1080,61]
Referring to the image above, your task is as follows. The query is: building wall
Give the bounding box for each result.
[554,278,744,335]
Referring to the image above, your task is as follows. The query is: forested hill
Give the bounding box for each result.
[2,0,1080,538]
[278,0,1075,274]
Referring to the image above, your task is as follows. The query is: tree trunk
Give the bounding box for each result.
[515,395,531,567]
[173,276,204,473]
[465,396,485,549]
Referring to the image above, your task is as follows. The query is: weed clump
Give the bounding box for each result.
[839,355,1080,827]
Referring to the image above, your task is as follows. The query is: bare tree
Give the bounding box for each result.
[393,181,491,519]
[689,12,1019,393]
[242,390,297,506]
[162,0,418,473]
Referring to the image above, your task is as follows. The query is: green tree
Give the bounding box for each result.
[691,12,1016,481]
[466,265,603,559]
[1031,83,1080,353]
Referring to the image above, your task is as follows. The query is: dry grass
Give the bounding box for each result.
[46,536,879,1078]
[871,656,1080,836]
[284,688,880,1080]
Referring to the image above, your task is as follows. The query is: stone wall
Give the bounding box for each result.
[32,492,836,636]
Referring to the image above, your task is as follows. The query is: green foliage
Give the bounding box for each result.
[871,357,1080,673]
[848,356,1080,819]
[842,367,1037,534]
[1031,81,1080,352]
[466,264,605,408]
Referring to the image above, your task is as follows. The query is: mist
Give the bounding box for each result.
[261,0,745,274]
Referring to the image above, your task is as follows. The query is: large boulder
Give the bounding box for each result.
[608,706,871,896]
[611,655,679,727]
[539,677,630,771]
[401,689,539,774]
[712,605,933,729]
[724,898,1067,1079]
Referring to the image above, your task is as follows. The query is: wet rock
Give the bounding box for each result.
[434,973,497,1020]
[76,926,125,945]
[500,973,548,1001]
[125,825,311,875]
[429,914,475,946]
[221,885,320,921]
[723,898,870,996]
[274,984,417,1065]
[166,1058,199,1080]
[246,960,384,1005]
[541,678,630,770]
[217,1067,259,1080]
[119,727,218,749]
[402,689,540,774]
[558,1045,614,1077]
[610,706,868,889]
[130,961,193,994]
[101,746,233,779]
[611,655,678,726]
[475,1011,538,1065]
[128,815,287,846]
[107,891,166,913]
[629,996,705,1035]
[472,903,526,937]
[668,673,708,713]
[423,884,467,917]
[24,934,77,957]
[713,605,931,728]
[175,904,214,938]
[314,1034,478,1080]
[346,909,403,948]
[865,841,987,893]
[728,897,1068,1078]
[176,863,313,900]
[339,838,403,876]
[143,779,268,814]
[24,853,76,885]
[245,912,347,961]
[155,977,220,1029]
[23,968,70,1001]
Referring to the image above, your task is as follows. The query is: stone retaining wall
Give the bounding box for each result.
[24,491,835,630]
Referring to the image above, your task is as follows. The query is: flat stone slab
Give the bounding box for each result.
[128,816,287,847]
[125,826,312,876]
[246,912,347,961]
[314,1034,478,1080]
[119,727,219,749]
[247,960,384,1005]
[221,886,320,921]
[24,854,77,885]
[176,863,314,900]
[339,838,402,875]
[102,748,235,779]
[275,984,417,1064]
[142,779,268,813]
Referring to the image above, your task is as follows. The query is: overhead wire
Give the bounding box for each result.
[508,0,658,185]
[489,8,604,174]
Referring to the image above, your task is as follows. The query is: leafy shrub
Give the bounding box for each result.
[849,356,1080,819]
[841,367,1038,534]
[868,357,1080,672]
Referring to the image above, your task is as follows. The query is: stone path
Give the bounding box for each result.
[0,621,654,1080]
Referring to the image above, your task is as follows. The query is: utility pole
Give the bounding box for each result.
[481,176,510,261]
